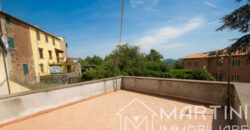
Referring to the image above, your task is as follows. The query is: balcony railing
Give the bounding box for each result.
[56,57,78,64]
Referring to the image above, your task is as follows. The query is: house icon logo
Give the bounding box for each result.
[116,98,157,130]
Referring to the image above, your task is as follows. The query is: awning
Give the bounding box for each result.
[55,48,64,53]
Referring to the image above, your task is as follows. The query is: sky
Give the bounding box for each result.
[2,0,247,59]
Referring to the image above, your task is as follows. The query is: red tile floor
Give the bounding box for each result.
[1,90,230,130]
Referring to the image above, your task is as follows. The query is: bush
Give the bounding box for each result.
[168,69,192,79]
[191,69,215,81]
[82,62,118,81]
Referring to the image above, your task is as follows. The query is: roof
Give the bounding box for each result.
[66,57,77,59]
[181,53,209,59]
[181,48,249,60]
[0,11,60,40]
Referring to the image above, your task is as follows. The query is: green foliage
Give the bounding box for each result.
[174,60,184,69]
[146,49,163,62]
[216,0,249,55]
[106,43,146,76]
[82,43,215,81]
[191,69,215,81]
[85,55,103,65]
[82,62,118,80]
[79,58,89,66]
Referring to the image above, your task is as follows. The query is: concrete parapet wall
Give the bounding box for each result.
[0,77,121,124]
[232,83,250,128]
[122,76,228,105]
[0,76,248,127]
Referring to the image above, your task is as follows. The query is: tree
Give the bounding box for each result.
[81,43,215,81]
[216,0,249,54]
[174,60,184,69]
[106,43,146,76]
[146,49,163,62]
[85,55,103,65]
[79,58,89,66]
[191,69,215,81]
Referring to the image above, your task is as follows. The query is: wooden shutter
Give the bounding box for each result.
[8,37,15,49]
[5,16,11,25]
[23,64,29,75]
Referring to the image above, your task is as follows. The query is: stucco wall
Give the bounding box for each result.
[0,48,9,96]
[1,14,37,83]
[9,80,30,94]
[183,56,250,82]
[29,26,63,78]
[184,58,208,70]
[122,76,228,105]
[0,77,121,124]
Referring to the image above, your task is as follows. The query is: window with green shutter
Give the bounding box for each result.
[8,37,15,49]
[23,64,29,75]
[5,16,11,25]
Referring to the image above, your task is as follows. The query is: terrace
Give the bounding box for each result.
[0,76,249,129]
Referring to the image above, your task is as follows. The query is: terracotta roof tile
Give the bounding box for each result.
[181,48,249,59]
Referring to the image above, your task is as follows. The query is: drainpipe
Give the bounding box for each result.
[227,53,231,109]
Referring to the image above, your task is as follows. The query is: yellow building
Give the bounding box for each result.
[29,26,67,81]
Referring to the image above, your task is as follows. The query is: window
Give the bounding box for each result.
[23,64,29,75]
[52,38,55,45]
[216,61,223,66]
[36,29,40,41]
[194,61,198,68]
[232,75,239,82]
[39,48,43,59]
[188,62,192,67]
[8,37,15,49]
[45,34,48,43]
[48,50,52,59]
[216,74,223,81]
[40,64,44,73]
[5,16,11,25]
[232,60,240,67]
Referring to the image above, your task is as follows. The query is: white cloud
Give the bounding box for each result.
[159,42,189,50]
[135,17,205,51]
[130,0,160,12]
[152,0,159,6]
[130,0,144,8]
[204,1,217,8]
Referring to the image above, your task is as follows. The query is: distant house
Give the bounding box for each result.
[181,49,250,83]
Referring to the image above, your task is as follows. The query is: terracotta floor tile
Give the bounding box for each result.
[1,90,230,130]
